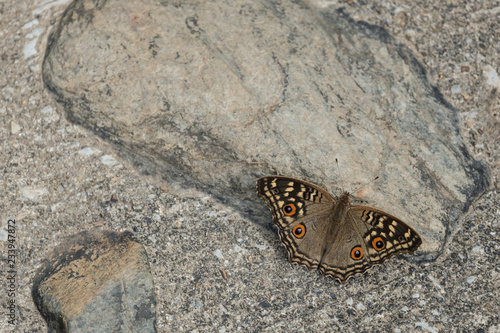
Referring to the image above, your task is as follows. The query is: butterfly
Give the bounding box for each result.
[257,176,422,282]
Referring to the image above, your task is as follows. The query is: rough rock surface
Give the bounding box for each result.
[32,230,156,333]
[43,0,489,258]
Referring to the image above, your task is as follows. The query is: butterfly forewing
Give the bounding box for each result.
[256,176,335,228]
[349,206,422,259]
[257,176,336,269]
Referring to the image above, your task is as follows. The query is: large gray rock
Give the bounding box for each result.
[43,0,489,258]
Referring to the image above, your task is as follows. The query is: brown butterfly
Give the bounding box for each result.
[257,176,422,282]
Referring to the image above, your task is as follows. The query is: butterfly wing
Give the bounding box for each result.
[319,204,422,282]
[257,176,336,270]
[350,205,422,256]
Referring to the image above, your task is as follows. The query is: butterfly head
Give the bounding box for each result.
[338,192,351,205]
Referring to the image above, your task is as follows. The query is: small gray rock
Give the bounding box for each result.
[32,230,156,333]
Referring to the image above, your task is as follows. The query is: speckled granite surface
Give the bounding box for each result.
[0,0,498,332]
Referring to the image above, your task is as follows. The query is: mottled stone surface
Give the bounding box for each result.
[1,0,497,332]
[43,0,488,258]
[32,230,156,333]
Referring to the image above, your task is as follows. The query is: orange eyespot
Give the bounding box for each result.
[292,224,306,238]
[351,246,363,260]
[372,237,385,251]
[282,203,297,216]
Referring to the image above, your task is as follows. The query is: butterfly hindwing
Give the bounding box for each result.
[317,218,374,282]
[317,205,422,282]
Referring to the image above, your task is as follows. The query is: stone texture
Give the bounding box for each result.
[32,230,156,333]
[42,0,488,259]
[0,0,497,332]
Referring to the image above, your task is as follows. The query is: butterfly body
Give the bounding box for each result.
[257,176,422,282]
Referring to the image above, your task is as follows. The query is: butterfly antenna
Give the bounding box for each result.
[352,176,380,198]
[335,158,346,193]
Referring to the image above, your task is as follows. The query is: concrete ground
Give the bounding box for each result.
[0,0,498,332]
